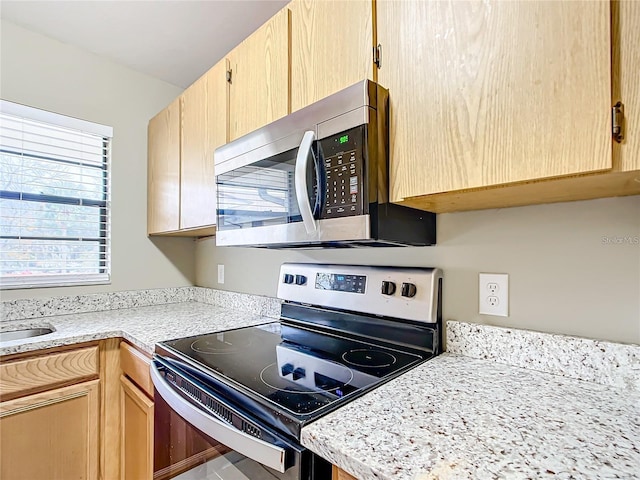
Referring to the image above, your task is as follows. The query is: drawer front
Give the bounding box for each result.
[120,342,153,398]
[0,346,99,400]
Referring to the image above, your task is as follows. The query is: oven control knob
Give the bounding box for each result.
[381,281,396,296]
[401,282,417,298]
[283,274,294,284]
[295,275,307,286]
[293,367,306,380]
[281,363,294,376]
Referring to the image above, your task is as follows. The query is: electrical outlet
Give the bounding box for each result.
[479,273,508,316]
[217,264,225,284]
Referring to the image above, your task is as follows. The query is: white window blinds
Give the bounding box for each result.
[0,100,113,289]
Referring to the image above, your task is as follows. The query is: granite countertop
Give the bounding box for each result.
[301,354,640,480]
[0,301,275,356]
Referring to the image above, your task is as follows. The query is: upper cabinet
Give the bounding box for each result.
[149,0,640,231]
[148,98,181,234]
[227,7,290,141]
[148,60,227,236]
[378,0,613,209]
[180,60,227,230]
[290,0,375,111]
[613,0,640,173]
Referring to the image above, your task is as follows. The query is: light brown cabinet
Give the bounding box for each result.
[180,60,227,231]
[613,0,640,173]
[148,60,227,236]
[0,345,102,480]
[333,465,358,480]
[121,375,154,480]
[120,341,154,480]
[228,7,290,141]
[290,0,375,112]
[0,380,100,480]
[377,0,633,212]
[148,98,181,234]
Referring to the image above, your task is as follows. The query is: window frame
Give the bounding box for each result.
[0,100,113,290]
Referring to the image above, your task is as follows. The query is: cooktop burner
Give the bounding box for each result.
[159,322,424,416]
[342,349,397,368]
[190,331,253,354]
[259,361,355,395]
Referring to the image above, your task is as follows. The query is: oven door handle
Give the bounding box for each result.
[150,363,290,473]
[294,130,318,235]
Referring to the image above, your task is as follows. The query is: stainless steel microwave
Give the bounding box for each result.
[214,80,436,248]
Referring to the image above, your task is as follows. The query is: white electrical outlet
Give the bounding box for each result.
[217,264,225,284]
[479,273,509,316]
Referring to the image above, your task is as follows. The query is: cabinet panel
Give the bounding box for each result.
[291,0,374,112]
[148,98,181,233]
[0,345,98,400]
[180,60,227,230]
[120,341,153,397]
[333,465,358,480]
[228,7,290,141]
[0,380,100,480]
[378,0,611,202]
[613,0,640,172]
[121,375,154,480]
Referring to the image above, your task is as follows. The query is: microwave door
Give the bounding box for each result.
[216,131,324,246]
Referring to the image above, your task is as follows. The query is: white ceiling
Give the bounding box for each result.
[0,0,289,88]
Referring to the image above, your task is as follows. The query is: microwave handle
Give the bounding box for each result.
[294,130,317,234]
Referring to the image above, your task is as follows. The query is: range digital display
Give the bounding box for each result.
[315,273,366,294]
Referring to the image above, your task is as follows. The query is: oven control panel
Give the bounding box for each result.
[277,263,442,324]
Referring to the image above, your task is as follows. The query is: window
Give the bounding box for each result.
[0,100,112,289]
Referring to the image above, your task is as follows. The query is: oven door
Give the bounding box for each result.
[151,359,321,480]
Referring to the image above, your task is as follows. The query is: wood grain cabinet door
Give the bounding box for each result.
[180,60,227,230]
[613,0,640,173]
[290,0,375,112]
[0,380,100,480]
[148,98,181,234]
[377,0,612,204]
[227,7,290,141]
[121,375,154,480]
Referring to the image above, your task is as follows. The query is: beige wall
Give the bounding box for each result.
[197,196,640,344]
[0,20,195,300]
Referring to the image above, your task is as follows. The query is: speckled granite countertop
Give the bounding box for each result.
[302,342,640,480]
[0,301,275,356]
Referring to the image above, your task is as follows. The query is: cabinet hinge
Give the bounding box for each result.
[612,101,624,143]
[226,69,232,84]
[373,44,382,69]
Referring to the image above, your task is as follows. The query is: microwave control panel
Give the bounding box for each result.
[319,126,365,219]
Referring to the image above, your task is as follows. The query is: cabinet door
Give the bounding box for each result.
[0,380,100,480]
[121,375,154,480]
[378,0,612,203]
[180,60,227,230]
[148,98,181,233]
[290,0,375,112]
[333,465,358,480]
[228,7,290,141]
[613,0,640,172]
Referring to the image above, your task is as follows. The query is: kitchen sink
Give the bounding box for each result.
[0,327,54,342]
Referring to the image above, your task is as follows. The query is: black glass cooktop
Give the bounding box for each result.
[159,322,424,417]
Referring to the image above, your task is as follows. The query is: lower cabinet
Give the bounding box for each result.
[333,465,358,480]
[120,341,154,480]
[0,379,100,480]
[121,375,154,480]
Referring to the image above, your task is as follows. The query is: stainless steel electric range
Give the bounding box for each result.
[151,263,443,480]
